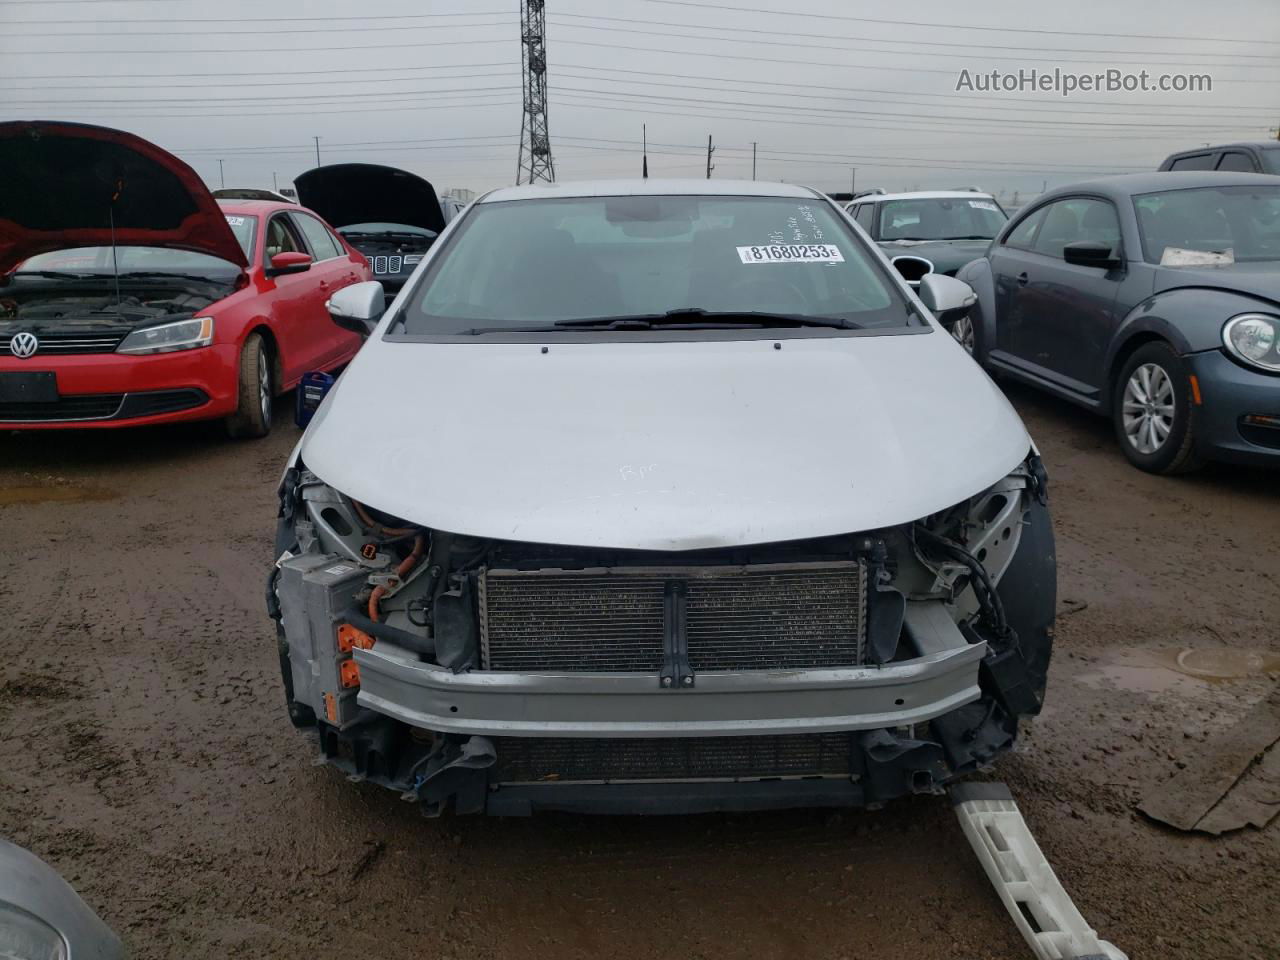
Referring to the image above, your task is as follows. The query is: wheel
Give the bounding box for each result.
[1111,341,1203,474]
[224,333,273,439]
[949,313,976,355]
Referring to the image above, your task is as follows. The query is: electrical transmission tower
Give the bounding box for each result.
[517,0,555,184]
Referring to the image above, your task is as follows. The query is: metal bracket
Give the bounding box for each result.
[951,783,1126,960]
[659,580,694,689]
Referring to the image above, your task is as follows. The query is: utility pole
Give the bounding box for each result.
[642,123,648,179]
[850,167,856,195]
[705,135,715,179]
[272,171,279,191]
[517,0,555,183]
[751,141,757,180]
[313,136,321,166]
[218,159,224,188]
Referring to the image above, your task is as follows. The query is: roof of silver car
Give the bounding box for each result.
[480,178,825,203]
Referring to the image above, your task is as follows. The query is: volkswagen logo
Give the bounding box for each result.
[9,332,38,359]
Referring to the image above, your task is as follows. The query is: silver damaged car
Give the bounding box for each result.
[268,180,1056,816]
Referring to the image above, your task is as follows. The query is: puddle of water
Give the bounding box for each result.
[1164,646,1280,681]
[1075,646,1280,695]
[0,485,117,505]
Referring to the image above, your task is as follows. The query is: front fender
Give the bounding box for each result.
[956,258,996,363]
[1106,288,1274,395]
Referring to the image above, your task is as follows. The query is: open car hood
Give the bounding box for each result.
[294,163,446,234]
[0,120,247,274]
[300,329,1032,551]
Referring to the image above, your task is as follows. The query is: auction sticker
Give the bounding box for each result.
[968,200,998,212]
[737,244,844,264]
[225,215,246,226]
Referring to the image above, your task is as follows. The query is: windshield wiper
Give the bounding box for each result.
[115,271,225,283]
[13,269,101,280]
[552,309,860,330]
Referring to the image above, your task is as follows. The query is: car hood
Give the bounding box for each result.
[0,120,247,274]
[879,239,993,274]
[1154,261,1280,307]
[300,329,1031,550]
[294,163,446,234]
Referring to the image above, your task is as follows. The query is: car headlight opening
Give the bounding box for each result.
[116,316,214,355]
[1222,314,1280,373]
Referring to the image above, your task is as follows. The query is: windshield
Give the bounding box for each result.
[16,244,244,277]
[401,195,909,335]
[878,197,1007,241]
[1134,185,1280,265]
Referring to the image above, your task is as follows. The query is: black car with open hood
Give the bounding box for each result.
[294,163,445,297]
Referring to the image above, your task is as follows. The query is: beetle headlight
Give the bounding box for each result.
[1222,314,1280,373]
[117,316,214,355]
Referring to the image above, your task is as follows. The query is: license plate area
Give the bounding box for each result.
[0,371,58,403]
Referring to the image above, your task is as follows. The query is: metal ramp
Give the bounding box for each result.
[950,783,1127,960]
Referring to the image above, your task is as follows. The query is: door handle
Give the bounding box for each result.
[1015,272,1028,286]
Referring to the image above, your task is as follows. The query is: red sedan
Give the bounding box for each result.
[0,121,369,437]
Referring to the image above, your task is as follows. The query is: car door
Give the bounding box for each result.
[290,210,362,368]
[993,197,1123,398]
[261,212,322,387]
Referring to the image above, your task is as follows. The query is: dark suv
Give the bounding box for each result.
[1159,142,1280,175]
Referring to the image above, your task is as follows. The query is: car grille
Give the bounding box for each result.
[369,255,403,275]
[0,389,207,423]
[0,394,123,421]
[0,332,125,356]
[478,561,867,673]
[494,733,856,784]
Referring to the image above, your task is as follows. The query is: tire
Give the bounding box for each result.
[949,313,976,355]
[224,333,274,439]
[1111,341,1203,474]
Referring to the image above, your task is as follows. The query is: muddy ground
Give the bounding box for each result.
[1,382,1277,959]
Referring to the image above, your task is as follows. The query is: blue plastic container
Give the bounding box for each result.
[295,371,335,428]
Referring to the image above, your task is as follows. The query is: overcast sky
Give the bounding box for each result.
[2,0,1277,201]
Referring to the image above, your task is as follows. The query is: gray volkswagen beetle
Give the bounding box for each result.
[958,172,1280,473]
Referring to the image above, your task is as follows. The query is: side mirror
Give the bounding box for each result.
[918,274,977,325]
[326,280,385,336]
[1063,241,1122,270]
[266,251,312,277]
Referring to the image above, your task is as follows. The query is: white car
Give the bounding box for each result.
[268,179,1056,816]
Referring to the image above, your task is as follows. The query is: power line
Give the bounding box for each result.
[4,10,508,24]
[4,82,518,106]
[550,10,1279,61]
[552,37,1279,83]
[0,36,509,55]
[548,83,1263,131]
[27,96,518,121]
[0,61,515,82]
[552,68,1269,123]
[4,18,510,38]
[548,16,1278,67]
[638,0,1280,46]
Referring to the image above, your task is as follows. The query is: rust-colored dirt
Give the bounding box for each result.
[1,383,1276,959]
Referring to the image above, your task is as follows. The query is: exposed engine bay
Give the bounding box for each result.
[0,278,229,330]
[339,229,434,259]
[269,455,1054,816]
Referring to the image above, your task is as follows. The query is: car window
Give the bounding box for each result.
[1216,152,1257,173]
[877,197,1006,241]
[401,195,913,335]
[265,215,303,260]
[1032,198,1120,259]
[1263,150,1280,175]
[1002,206,1048,250]
[1168,153,1216,171]
[1134,184,1280,264]
[292,212,342,260]
[853,204,875,233]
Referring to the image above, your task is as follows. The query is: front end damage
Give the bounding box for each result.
[268,456,1054,816]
